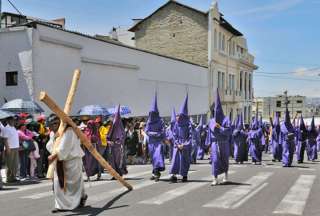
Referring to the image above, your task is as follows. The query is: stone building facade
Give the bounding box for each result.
[129,1,208,67]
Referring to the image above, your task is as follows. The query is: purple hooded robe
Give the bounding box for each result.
[280,108,295,167]
[145,93,166,175]
[296,115,307,163]
[248,117,264,163]
[83,120,102,177]
[233,114,248,163]
[271,113,282,162]
[206,90,232,177]
[307,116,318,161]
[108,105,127,176]
[196,116,207,160]
[166,108,176,161]
[169,94,192,177]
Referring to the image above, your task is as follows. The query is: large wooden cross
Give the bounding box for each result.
[41,70,132,190]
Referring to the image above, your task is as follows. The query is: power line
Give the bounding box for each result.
[6,0,23,16]
[256,57,320,67]
[255,74,320,82]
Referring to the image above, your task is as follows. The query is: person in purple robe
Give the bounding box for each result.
[259,116,268,152]
[233,113,248,164]
[271,113,282,162]
[229,115,236,158]
[107,105,127,177]
[190,118,199,164]
[196,116,207,160]
[166,108,176,162]
[296,115,307,163]
[83,120,102,180]
[145,93,166,182]
[280,108,295,167]
[307,116,318,161]
[317,126,320,152]
[207,90,232,186]
[248,116,264,165]
[169,94,192,183]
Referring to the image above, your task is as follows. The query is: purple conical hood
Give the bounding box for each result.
[273,113,280,127]
[251,116,259,130]
[284,108,294,132]
[199,115,204,127]
[259,116,263,128]
[214,89,225,125]
[299,115,306,131]
[170,107,176,123]
[148,92,161,123]
[237,113,244,130]
[150,92,159,113]
[311,116,316,131]
[179,94,188,116]
[109,104,125,141]
[146,92,163,131]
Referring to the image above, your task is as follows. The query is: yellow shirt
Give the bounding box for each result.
[39,123,46,135]
[99,125,111,147]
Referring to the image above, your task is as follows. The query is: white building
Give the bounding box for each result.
[252,95,306,120]
[208,2,257,123]
[0,22,209,117]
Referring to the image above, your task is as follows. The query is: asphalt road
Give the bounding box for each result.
[0,153,320,216]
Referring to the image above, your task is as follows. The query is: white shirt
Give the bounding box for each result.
[1,125,19,149]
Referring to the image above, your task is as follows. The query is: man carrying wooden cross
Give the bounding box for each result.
[46,114,88,213]
[40,69,132,213]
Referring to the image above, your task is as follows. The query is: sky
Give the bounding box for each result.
[2,0,320,97]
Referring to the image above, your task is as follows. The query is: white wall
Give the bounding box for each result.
[31,24,209,117]
[0,27,34,105]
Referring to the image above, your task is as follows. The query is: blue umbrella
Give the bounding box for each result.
[78,105,111,116]
[1,99,44,114]
[0,109,15,120]
[108,105,132,116]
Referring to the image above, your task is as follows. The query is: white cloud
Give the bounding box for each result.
[293,67,320,77]
[231,0,303,16]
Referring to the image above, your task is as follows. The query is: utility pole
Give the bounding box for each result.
[0,0,2,28]
[284,90,289,117]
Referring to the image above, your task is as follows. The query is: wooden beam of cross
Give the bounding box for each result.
[46,69,81,179]
[39,92,133,190]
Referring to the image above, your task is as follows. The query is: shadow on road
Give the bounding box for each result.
[65,189,131,216]
[4,180,42,186]
[0,187,18,191]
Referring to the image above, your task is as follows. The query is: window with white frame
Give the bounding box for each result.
[240,71,243,92]
[222,34,225,51]
[218,71,221,89]
[222,72,225,90]
[232,41,235,56]
[219,32,222,50]
[214,29,217,50]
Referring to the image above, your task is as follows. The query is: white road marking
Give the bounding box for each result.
[231,183,268,209]
[0,181,52,196]
[140,170,236,205]
[203,172,273,209]
[87,170,197,205]
[298,168,316,171]
[21,170,151,199]
[263,165,282,169]
[273,175,316,215]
